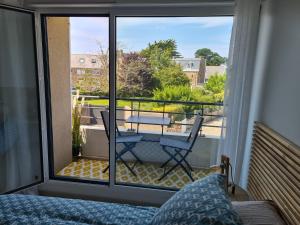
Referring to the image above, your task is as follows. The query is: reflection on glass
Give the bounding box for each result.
[0,8,42,193]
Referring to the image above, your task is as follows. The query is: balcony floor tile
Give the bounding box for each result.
[57,158,217,189]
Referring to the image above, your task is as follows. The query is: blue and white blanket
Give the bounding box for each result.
[0,194,158,225]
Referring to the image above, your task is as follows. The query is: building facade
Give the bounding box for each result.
[71,54,102,75]
[174,58,205,87]
[174,58,226,87]
[71,54,103,84]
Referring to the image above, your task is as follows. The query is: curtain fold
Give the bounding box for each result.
[217,0,261,184]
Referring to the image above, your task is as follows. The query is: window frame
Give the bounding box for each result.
[38,5,234,205]
[0,4,45,194]
[41,14,111,186]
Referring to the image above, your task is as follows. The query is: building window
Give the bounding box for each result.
[91,58,97,63]
[79,58,85,63]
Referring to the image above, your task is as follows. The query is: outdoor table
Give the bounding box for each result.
[126,115,171,135]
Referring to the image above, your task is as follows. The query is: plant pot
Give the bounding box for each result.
[72,145,81,157]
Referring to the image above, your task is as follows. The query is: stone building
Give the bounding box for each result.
[174,58,226,87]
[174,58,206,87]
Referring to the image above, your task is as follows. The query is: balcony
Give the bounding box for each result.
[57,97,223,189]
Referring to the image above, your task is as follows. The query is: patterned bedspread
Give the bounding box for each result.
[0,194,158,225]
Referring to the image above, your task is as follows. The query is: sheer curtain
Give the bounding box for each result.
[217,0,261,184]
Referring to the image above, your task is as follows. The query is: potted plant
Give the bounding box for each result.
[72,91,84,157]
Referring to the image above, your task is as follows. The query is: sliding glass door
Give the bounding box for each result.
[0,6,43,193]
[115,16,233,190]
[43,16,110,183]
[42,13,233,191]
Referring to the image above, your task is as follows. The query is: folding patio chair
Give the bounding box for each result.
[158,113,204,181]
[101,110,143,176]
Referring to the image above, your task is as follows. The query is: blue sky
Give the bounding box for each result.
[70,17,233,58]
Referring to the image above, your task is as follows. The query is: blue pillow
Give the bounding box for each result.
[151,174,242,225]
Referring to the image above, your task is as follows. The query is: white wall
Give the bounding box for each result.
[47,17,73,173]
[259,0,300,147]
[241,0,300,188]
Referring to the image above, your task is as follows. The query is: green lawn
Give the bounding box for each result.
[84,99,155,110]
[85,99,130,107]
[84,99,109,105]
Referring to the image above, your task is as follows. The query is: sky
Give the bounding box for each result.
[70,17,233,58]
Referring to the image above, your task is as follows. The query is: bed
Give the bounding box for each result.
[0,174,242,225]
[0,194,157,225]
[247,122,300,225]
[0,122,298,225]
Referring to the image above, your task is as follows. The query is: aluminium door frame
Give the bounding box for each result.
[0,4,45,194]
[40,13,111,186]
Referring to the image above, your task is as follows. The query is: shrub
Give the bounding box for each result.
[152,86,215,117]
[153,85,194,102]
[203,74,226,102]
[152,104,185,121]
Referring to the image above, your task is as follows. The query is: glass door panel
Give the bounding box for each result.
[115,16,233,190]
[0,6,43,193]
[44,16,110,183]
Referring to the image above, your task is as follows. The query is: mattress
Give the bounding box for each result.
[232,201,287,225]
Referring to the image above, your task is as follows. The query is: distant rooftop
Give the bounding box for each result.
[173,58,203,72]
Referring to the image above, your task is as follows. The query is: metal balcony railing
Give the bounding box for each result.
[76,96,224,136]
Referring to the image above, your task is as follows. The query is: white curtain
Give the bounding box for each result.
[217,0,261,184]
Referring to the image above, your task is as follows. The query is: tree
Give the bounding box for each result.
[195,48,226,66]
[154,64,190,87]
[117,52,155,97]
[74,44,110,96]
[75,74,109,96]
[203,74,226,102]
[141,39,181,61]
[141,39,188,88]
